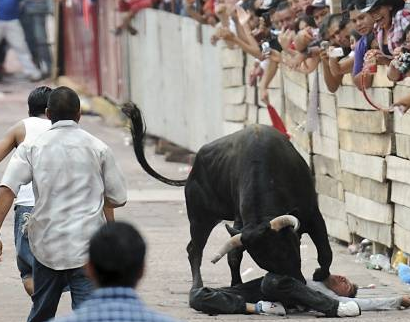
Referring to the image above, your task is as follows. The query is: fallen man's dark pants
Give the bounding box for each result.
[190,273,339,316]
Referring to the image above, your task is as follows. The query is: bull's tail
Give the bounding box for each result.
[122,102,187,187]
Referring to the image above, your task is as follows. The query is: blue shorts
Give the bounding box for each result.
[14,205,35,280]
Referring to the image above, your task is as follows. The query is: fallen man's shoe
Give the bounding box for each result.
[337,301,361,317]
[256,301,286,316]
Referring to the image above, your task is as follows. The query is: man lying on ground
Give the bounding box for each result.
[190,272,410,317]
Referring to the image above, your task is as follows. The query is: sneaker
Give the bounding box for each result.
[256,301,286,316]
[337,301,361,317]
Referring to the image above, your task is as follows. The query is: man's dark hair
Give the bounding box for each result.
[371,0,403,14]
[347,0,366,11]
[47,86,80,123]
[328,13,343,27]
[295,14,316,32]
[89,221,146,287]
[319,14,332,38]
[349,283,359,298]
[28,86,52,117]
[353,0,366,10]
[275,0,290,12]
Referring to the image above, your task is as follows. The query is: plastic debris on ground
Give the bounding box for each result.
[397,263,410,284]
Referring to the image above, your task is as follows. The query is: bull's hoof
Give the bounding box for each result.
[312,267,330,281]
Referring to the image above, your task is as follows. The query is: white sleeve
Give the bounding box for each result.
[307,280,402,311]
[0,144,32,196]
[102,146,127,206]
[341,296,402,311]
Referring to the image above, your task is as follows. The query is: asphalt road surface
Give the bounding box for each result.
[1,80,410,322]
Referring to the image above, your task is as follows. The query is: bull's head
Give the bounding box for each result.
[212,214,305,283]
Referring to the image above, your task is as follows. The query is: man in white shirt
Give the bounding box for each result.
[0,86,127,322]
[0,86,52,296]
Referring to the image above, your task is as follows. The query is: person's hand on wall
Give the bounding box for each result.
[249,64,264,86]
[366,49,391,66]
[319,48,329,63]
[294,28,314,52]
[216,27,235,41]
[375,52,391,66]
[261,87,270,105]
[278,28,295,52]
[205,14,218,26]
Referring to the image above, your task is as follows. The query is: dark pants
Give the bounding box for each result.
[27,258,93,322]
[190,273,339,316]
[0,39,7,67]
[20,0,52,75]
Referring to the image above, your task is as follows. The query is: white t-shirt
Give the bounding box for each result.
[15,117,51,206]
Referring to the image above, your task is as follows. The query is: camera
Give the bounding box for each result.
[328,47,344,58]
[320,41,330,50]
[261,41,271,55]
[310,28,319,39]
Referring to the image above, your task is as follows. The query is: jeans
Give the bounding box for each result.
[190,278,265,314]
[190,273,339,316]
[0,39,7,66]
[0,20,40,76]
[27,258,93,322]
[19,1,52,74]
[14,205,35,280]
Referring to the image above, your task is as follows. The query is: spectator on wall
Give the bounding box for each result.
[348,0,377,89]
[361,0,407,66]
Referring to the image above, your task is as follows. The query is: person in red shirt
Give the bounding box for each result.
[115,0,157,35]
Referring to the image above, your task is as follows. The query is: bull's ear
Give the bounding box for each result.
[225,224,241,236]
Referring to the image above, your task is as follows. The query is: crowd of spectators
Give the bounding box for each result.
[179,0,410,113]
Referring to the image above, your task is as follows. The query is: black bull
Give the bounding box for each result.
[122,104,333,289]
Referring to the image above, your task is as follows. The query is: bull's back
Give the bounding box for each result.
[187,125,317,218]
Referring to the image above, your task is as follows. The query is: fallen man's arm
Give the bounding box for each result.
[307,280,403,311]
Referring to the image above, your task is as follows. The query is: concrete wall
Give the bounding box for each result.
[129,10,224,152]
[129,11,410,253]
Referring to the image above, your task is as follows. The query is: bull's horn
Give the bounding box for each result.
[270,215,300,232]
[211,233,242,264]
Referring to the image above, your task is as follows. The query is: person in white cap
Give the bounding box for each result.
[305,0,330,27]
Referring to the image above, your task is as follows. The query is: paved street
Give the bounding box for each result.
[1,79,410,322]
